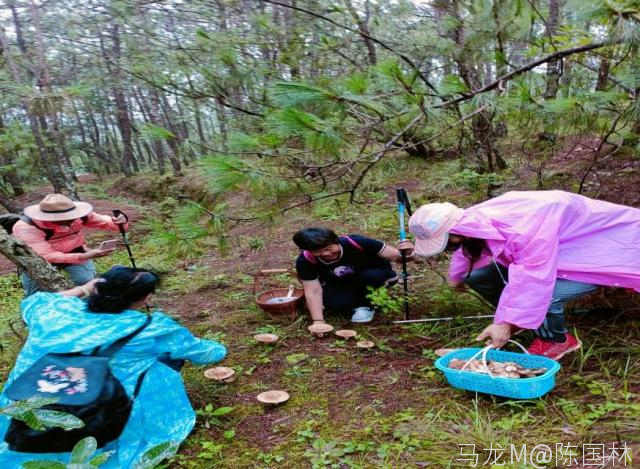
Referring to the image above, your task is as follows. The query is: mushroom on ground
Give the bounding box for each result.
[253,333,279,344]
[334,329,357,340]
[256,390,290,406]
[204,366,236,383]
[356,340,375,349]
[308,323,334,337]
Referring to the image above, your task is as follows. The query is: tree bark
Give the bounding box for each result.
[450,0,506,171]
[544,0,562,99]
[344,0,377,66]
[29,0,78,186]
[595,57,610,91]
[158,93,183,174]
[0,192,21,213]
[1,9,78,198]
[0,231,72,291]
[103,25,137,175]
[0,115,25,197]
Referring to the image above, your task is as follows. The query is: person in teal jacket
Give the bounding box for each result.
[0,266,227,468]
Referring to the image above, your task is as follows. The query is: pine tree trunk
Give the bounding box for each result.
[0,231,72,291]
[544,0,562,99]
[145,90,169,174]
[0,114,25,196]
[0,192,21,213]
[344,0,377,66]
[103,24,137,176]
[2,6,78,199]
[596,57,610,91]
[215,97,229,150]
[159,94,184,174]
[29,0,79,189]
[450,0,506,172]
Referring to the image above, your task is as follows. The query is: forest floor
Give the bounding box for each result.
[1,137,640,468]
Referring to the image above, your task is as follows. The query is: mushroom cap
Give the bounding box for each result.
[435,348,458,357]
[356,340,375,349]
[308,323,334,335]
[204,366,235,381]
[335,329,357,339]
[253,333,279,343]
[256,390,290,405]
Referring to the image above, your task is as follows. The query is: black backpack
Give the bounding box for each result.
[0,213,55,240]
[4,316,152,453]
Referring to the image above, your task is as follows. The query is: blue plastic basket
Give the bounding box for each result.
[435,348,561,399]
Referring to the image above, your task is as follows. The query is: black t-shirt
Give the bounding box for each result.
[295,234,392,283]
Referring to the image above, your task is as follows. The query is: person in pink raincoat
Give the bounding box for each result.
[408,190,640,360]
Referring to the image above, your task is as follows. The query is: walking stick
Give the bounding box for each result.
[391,314,495,325]
[396,188,413,320]
[112,209,136,268]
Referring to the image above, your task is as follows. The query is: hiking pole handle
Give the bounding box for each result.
[112,209,128,233]
[112,209,136,268]
[397,188,413,216]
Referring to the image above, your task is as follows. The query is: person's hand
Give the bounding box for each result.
[112,214,127,224]
[82,248,115,260]
[312,319,326,325]
[396,240,415,262]
[449,280,467,293]
[476,323,512,349]
[81,278,105,295]
[398,240,414,254]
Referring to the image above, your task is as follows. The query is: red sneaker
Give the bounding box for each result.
[527,333,582,360]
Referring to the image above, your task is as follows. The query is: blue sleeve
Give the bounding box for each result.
[20,292,60,326]
[159,321,227,365]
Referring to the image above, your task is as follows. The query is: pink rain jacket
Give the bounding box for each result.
[12,213,127,265]
[447,191,640,329]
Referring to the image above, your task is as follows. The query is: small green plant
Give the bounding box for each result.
[133,441,180,469]
[23,437,113,468]
[196,404,235,438]
[256,451,285,465]
[285,353,309,365]
[1,397,84,432]
[253,325,279,335]
[203,331,227,341]
[196,441,225,461]
[444,168,504,194]
[366,286,406,316]
[247,237,266,252]
[304,438,353,468]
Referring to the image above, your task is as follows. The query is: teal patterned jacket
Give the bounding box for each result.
[0,292,227,468]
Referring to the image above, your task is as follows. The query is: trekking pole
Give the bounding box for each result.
[112,209,136,268]
[396,188,412,320]
[391,314,494,325]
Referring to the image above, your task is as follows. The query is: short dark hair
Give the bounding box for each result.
[87,265,160,314]
[293,227,338,251]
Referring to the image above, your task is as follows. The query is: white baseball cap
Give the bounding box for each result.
[408,202,465,256]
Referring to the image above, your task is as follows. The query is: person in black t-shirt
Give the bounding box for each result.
[293,227,414,324]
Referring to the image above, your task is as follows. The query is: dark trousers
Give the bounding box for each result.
[323,268,397,313]
[465,263,598,342]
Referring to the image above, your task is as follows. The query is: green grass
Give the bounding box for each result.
[0,276,26,380]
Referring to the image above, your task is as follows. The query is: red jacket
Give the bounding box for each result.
[12,213,128,265]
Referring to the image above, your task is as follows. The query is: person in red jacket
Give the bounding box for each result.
[12,193,129,296]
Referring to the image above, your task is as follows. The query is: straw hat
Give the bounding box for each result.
[408,202,465,257]
[23,194,93,222]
